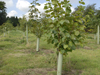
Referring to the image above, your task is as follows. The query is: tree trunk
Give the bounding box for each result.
[3,33,5,37]
[3,27,6,37]
[23,32,25,37]
[26,24,28,44]
[57,52,63,75]
[94,33,97,40]
[97,25,99,44]
[36,38,40,51]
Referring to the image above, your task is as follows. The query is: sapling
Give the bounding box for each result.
[97,25,99,44]
[3,27,6,37]
[0,23,6,37]
[26,23,28,44]
[1,20,13,37]
[44,0,87,75]
[96,13,100,44]
[19,16,29,44]
[92,10,100,44]
[28,19,44,51]
[25,15,29,44]
[29,0,47,51]
[91,18,100,44]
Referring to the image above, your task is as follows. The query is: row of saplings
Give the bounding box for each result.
[1,0,100,75]
[28,0,87,75]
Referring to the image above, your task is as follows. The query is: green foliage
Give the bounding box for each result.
[28,20,41,38]
[84,4,96,17]
[29,0,48,38]
[87,9,100,33]
[83,4,96,33]
[44,0,87,55]
[0,20,14,34]
[0,1,7,26]
[19,16,27,32]
[29,0,40,20]
[4,20,14,30]
[6,16,19,27]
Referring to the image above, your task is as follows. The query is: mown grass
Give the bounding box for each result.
[0,31,100,75]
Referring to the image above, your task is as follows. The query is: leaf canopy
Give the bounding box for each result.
[44,0,87,54]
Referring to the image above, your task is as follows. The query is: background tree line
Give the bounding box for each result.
[0,1,19,27]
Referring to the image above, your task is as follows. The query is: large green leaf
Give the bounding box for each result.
[63,45,68,49]
[59,20,69,24]
[75,31,80,36]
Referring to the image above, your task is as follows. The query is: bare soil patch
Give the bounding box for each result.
[15,68,56,75]
[15,49,54,55]
[62,69,83,75]
[83,46,92,50]
[41,49,54,54]
[8,53,28,57]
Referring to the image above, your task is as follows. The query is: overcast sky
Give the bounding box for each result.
[0,0,100,18]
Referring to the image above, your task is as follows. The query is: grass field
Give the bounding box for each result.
[0,30,100,75]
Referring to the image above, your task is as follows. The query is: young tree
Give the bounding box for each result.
[5,20,14,33]
[84,4,96,32]
[26,20,29,44]
[19,16,29,44]
[90,16,97,40]
[44,0,87,75]
[19,16,26,35]
[92,10,100,44]
[29,0,47,51]
[1,20,13,36]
